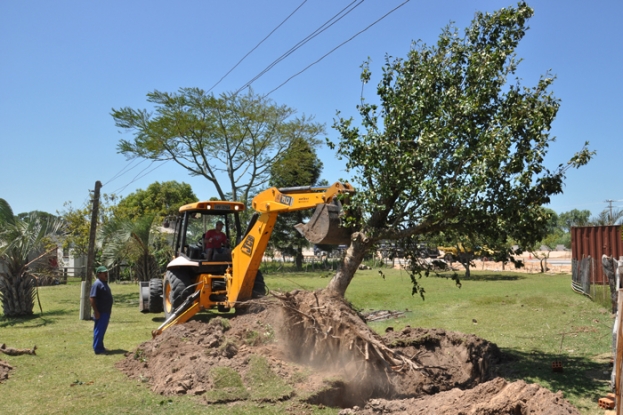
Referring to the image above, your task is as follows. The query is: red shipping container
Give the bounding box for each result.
[571,226,623,284]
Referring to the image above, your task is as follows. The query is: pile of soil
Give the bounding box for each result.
[338,377,579,415]
[117,290,579,413]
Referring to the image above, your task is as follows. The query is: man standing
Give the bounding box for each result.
[90,266,113,355]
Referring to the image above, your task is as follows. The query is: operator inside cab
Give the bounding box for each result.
[203,220,229,261]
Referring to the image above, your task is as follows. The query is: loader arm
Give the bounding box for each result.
[226,182,354,306]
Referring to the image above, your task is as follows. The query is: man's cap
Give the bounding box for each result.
[216,221,224,226]
[95,266,108,274]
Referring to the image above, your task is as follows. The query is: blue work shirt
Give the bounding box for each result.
[90,279,113,314]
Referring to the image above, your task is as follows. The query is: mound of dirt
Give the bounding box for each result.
[117,290,579,413]
[338,377,580,415]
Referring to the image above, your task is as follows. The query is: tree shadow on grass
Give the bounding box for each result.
[0,308,74,328]
[495,348,611,404]
[112,292,140,309]
[461,273,527,281]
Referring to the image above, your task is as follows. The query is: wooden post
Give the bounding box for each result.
[80,181,102,320]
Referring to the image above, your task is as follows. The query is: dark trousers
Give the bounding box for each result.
[93,313,110,354]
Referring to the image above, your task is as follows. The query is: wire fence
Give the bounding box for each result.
[572,256,613,310]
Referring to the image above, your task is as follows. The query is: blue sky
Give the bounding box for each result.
[1,0,620,217]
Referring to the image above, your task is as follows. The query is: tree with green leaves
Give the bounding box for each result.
[112,88,324,235]
[268,137,323,270]
[326,2,593,297]
[0,200,63,316]
[98,214,169,282]
[114,181,198,221]
[589,208,623,226]
[558,209,591,232]
[59,194,118,258]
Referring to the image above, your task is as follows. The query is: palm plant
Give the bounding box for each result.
[589,208,623,226]
[0,199,63,317]
[98,214,168,281]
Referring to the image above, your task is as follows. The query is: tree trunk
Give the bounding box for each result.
[0,272,36,317]
[295,247,303,271]
[134,253,160,282]
[326,235,368,297]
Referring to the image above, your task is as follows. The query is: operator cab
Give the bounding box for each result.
[172,201,245,264]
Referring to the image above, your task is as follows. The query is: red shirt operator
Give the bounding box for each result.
[204,221,228,249]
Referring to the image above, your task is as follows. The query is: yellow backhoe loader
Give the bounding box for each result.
[141,182,354,336]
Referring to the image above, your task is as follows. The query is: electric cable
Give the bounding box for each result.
[110,160,168,195]
[235,0,364,94]
[264,0,411,97]
[207,0,309,94]
[102,158,148,187]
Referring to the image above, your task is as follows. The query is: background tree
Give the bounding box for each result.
[114,181,198,221]
[326,2,593,297]
[112,88,324,235]
[558,209,591,232]
[98,214,168,282]
[59,194,117,258]
[0,199,63,316]
[268,137,323,270]
[589,208,623,226]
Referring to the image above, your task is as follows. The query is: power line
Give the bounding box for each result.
[235,0,364,94]
[207,0,309,94]
[102,158,148,187]
[110,160,168,195]
[265,0,411,97]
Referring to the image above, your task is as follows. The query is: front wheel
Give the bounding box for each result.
[163,270,192,319]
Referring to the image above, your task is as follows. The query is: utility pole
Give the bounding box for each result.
[605,199,614,221]
[80,181,102,320]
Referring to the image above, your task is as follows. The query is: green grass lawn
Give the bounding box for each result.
[0,268,613,415]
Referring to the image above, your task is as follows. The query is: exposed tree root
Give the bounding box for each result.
[274,289,429,404]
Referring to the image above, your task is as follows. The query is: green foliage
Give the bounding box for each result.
[558,209,591,232]
[58,193,118,257]
[589,208,623,226]
[328,2,593,295]
[268,137,323,269]
[115,181,198,221]
[113,88,324,216]
[98,213,170,281]
[0,199,64,316]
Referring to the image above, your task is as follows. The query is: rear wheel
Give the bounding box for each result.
[148,278,163,313]
[163,270,192,319]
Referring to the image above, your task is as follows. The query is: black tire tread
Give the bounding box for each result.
[164,270,192,319]
[148,278,164,313]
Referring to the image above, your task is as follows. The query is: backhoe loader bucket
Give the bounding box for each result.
[294,203,351,245]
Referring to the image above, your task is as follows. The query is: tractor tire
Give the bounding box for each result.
[163,270,192,319]
[148,278,164,313]
[444,253,454,263]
